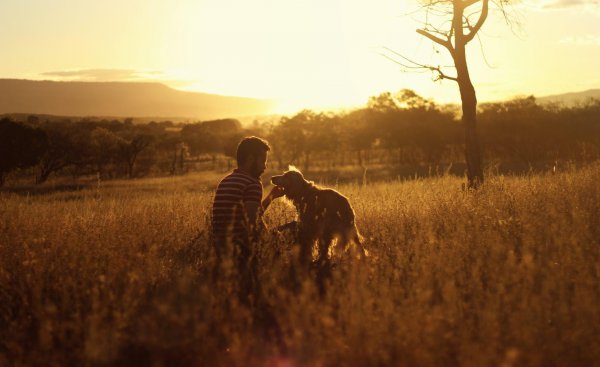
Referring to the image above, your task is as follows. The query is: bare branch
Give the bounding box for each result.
[380,53,427,72]
[463,13,475,32]
[475,28,496,68]
[464,0,489,43]
[416,29,454,53]
[424,24,451,37]
[381,47,458,83]
[462,0,481,9]
[382,47,427,69]
[432,66,458,82]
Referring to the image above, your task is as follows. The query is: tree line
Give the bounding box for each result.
[1,90,599,186]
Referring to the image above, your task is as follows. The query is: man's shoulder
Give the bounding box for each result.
[219,171,253,185]
[219,170,261,186]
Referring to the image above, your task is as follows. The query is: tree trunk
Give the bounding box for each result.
[461,92,484,188]
[36,168,52,185]
[0,172,5,187]
[454,37,484,188]
[171,150,178,175]
[127,160,135,179]
[126,153,137,179]
[180,148,186,173]
[36,159,66,184]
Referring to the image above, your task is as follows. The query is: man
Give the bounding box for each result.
[211,136,283,247]
[211,136,284,302]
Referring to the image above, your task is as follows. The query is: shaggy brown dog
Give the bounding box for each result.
[271,168,367,266]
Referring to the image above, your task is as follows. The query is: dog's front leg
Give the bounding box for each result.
[297,226,317,267]
[286,224,316,292]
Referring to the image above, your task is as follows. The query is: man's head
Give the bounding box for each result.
[236,136,271,178]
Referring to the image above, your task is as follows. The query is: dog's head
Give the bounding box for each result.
[271,168,309,198]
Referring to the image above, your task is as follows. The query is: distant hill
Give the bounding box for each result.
[537,89,600,105]
[0,79,275,119]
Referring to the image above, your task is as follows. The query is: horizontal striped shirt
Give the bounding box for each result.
[211,169,262,244]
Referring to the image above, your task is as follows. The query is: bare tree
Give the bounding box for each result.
[119,134,153,178]
[386,0,510,188]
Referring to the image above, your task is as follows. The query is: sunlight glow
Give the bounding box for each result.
[167,0,411,112]
[1,0,599,113]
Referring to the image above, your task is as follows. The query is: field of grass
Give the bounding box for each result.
[1,165,599,366]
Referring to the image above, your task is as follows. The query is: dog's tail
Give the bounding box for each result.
[352,229,369,258]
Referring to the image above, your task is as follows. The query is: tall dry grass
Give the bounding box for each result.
[1,166,599,366]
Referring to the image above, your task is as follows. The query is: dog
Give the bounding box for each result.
[271,167,367,266]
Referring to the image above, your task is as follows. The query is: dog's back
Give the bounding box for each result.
[310,188,365,256]
[271,169,367,258]
[314,188,356,226]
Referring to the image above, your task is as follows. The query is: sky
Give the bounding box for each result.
[1,0,599,114]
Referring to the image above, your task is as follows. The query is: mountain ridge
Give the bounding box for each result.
[536,89,600,105]
[0,79,275,119]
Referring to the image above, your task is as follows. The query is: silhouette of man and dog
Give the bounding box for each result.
[211,136,366,301]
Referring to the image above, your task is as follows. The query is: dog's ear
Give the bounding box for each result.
[285,170,303,181]
[288,165,300,173]
[286,170,307,192]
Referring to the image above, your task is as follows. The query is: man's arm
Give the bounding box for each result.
[244,186,284,236]
[262,186,285,211]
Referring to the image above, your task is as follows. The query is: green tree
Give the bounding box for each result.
[0,118,47,186]
[90,127,125,178]
[36,121,94,184]
[117,131,154,178]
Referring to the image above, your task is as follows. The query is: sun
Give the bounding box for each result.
[163,0,426,113]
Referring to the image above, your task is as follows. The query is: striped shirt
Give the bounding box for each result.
[211,169,263,245]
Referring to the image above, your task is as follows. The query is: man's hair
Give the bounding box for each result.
[236,136,271,166]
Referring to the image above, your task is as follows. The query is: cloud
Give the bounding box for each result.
[559,34,600,46]
[538,0,600,9]
[39,68,192,88]
[40,69,163,81]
